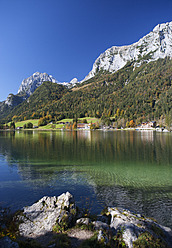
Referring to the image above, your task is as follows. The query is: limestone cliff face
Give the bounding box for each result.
[17,72,78,97]
[17,72,58,96]
[83,21,172,81]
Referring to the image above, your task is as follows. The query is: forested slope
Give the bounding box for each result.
[1,58,171,123]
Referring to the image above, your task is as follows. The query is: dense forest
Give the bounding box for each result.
[0,58,172,126]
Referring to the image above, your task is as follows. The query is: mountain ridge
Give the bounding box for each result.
[17,72,58,96]
[8,20,172,101]
[1,58,171,124]
[0,21,172,123]
[83,21,172,81]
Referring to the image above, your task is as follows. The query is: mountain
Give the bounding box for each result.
[18,72,79,97]
[0,72,59,120]
[0,21,171,124]
[83,21,172,81]
[0,72,78,119]
[9,82,68,121]
[18,72,58,97]
[9,21,172,101]
[2,58,171,124]
[0,93,26,121]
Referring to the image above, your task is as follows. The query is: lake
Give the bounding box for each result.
[0,130,172,228]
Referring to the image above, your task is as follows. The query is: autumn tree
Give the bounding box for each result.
[12,115,18,122]
[38,117,47,126]
[95,110,100,118]
[66,122,72,130]
[90,123,95,130]
[116,108,120,117]
[72,122,77,129]
[126,121,130,128]
[129,120,135,127]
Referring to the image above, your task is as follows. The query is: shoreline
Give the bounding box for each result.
[0,128,171,132]
[0,192,172,248]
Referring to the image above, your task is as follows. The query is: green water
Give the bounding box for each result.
[0,130,172,228]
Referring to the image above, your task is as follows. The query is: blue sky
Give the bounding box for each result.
[0,0,172,101]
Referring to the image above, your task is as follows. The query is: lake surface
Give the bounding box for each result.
[0,130,172,228]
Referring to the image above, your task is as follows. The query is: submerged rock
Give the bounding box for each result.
[0,236,19,248]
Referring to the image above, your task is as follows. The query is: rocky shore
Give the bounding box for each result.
[0,192,172,248]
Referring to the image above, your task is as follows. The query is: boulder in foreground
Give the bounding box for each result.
[7,192,172,247]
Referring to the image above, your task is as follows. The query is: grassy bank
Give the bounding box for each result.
[9,119,39,127]
[11,117,99,130]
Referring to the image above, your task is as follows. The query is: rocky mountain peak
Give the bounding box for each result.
[69,78,78,85]
[83,21,172,82]
[153,21,172,32]
[17,72,79,97]
[18,72,58,96]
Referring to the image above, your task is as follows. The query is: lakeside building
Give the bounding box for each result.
[137,121,156,130]
[77,123,91,130]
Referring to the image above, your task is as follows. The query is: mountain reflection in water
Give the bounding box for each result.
[0,130,171,228]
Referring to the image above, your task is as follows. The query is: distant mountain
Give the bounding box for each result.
[18,72,79,97]
[0,72,78,119]
[83,21,172,81]
[0,72,58,119]
[0,93,26,121]
[10,81,68,120]
[18,72,58,97]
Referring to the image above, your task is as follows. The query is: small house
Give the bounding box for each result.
[77,123,90,130]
